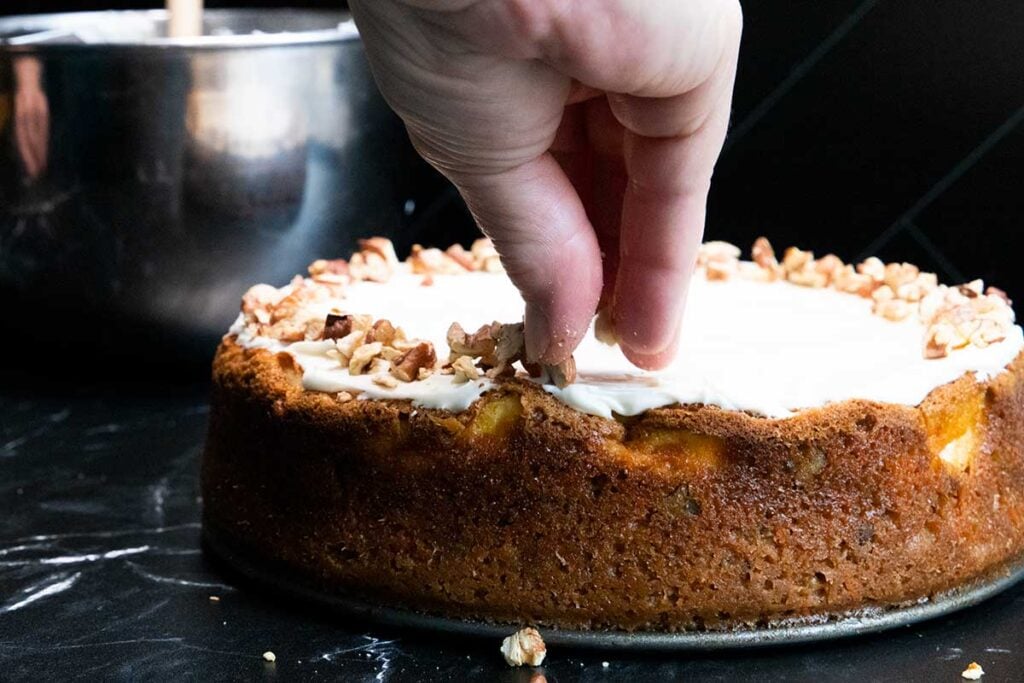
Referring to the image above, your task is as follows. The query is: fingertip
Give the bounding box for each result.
[611,281,685,358]
[619,324,681,370]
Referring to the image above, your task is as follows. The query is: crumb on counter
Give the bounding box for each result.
[962,662,984,680]
[500,627,546,667]
[208,595,220,602]
[262,651,277,663]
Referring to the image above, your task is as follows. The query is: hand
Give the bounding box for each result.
[349,0,742,369]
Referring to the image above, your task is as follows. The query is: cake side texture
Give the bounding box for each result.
[202,338,1024,630]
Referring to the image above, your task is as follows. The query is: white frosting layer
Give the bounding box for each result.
[230,268,1023,419]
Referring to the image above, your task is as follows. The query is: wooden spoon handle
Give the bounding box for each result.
[167,0,203,38]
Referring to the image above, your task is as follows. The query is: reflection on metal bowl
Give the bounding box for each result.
[0,9,468,374]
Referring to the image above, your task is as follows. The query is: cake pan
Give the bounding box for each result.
[203,525,1024,650]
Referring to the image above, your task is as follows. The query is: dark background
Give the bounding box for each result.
[4,0,1023,298]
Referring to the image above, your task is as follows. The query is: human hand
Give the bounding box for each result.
[349,0,742,369]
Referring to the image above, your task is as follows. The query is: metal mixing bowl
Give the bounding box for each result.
[0,9,463,371]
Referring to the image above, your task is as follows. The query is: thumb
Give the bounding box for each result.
[450,152,602,364]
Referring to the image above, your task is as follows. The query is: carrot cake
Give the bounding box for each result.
[201,236,1024,631]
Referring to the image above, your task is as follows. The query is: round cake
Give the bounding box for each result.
[202,236,1024,631]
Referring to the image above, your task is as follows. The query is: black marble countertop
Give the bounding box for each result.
[3,376,1023,682]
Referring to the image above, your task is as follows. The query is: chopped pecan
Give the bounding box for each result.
[269,282,309,324]
[409,244,468,275]
[338,330,367,363]
[738,261,776,282]
[698,240,741,266]
[447,321,501,366]
[958,279,984,298]
[782,246,813,274]
[970,318,1007,348]
[814,254,844,282]
[871,285,895,302]
[857,257,885,282]
[372,374,399,389]
[365,319,398,345]
[883,262,919,291]
[471,237,503,272]
[895,272,938,302]
[451,355,481,383]
[304,318,325,341]
[308,258,349,284]
[986,286,1012,306]
[874,298,912,321]
[350,237,399,282]
[787,267,828,288]
[324,313,355,340]
[390,342,438,382]
[544,356,577,388]
[751,236,778,269]
[445,243,476,270]
[349,342,383,375]
[241,284,282,324]
[494,322,525,364]
[359,236,399,265]
[706,259,738,281]
[832,265,876,297]
[924,322,956,359]
[500,628,547,667]
[261,319,307,342]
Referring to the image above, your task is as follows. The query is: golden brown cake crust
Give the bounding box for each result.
[202,338,1024,631]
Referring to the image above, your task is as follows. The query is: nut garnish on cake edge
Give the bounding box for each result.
[236,234,1017,395]
[694,236,1015,360]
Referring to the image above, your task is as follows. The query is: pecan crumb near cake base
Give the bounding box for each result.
[500,628,547,667]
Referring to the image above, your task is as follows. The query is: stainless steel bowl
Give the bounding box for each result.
[0,10,462,371]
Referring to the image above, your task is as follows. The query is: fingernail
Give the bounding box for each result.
[617,304,683,369]
[524,305,551,363]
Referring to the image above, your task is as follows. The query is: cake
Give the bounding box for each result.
[202,236,1024,631]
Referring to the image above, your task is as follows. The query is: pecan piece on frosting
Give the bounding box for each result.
[856,256,886,283]
[814,254,845,283]
[350,237,399,282]
[832,264,877,297]
[241,283,282,324]
[986,285,1012,306]
[451,355,481,383]
[697,240,741,264]
[409,244,469,275]
[883,262,919,292]
[751,236,779,270]
[544,356,577,389]
[323,313,355,340]
[706,259,738,281]
[447,321,501,366]
[781,246,813,274]
[349,342,383,375]
[390,342,438,382]
[364,319,398,345]
[445,243,476,270]
[308,258,349,284]
[471,237,504,272]
[494,322,525,365]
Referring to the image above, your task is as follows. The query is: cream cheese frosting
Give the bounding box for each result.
[229,266,1024,419]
